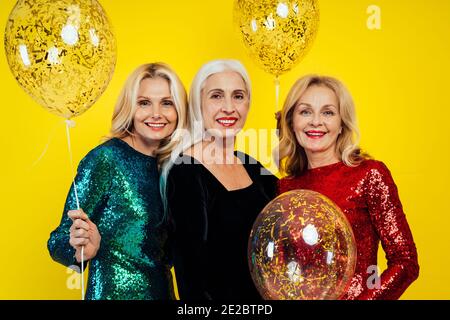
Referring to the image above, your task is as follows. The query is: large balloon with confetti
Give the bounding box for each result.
[4,0,116,119]
[248,190,357,300]
[233,0,319,77]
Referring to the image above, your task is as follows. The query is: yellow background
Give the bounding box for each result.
[0,0,449,299]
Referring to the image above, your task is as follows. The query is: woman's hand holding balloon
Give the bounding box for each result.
[68,209,101,263]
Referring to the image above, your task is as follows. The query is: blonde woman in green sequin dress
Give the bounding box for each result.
[48,63,188,300]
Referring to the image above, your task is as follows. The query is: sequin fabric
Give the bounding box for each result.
[48,138,174,300]
[278,160,419,300]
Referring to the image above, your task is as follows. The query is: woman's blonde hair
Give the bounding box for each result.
[278,74,368,177]
[106,62,188,166]
[105,63,188,215]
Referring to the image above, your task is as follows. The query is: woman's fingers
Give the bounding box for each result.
[69,237,89,247]
[69,220,89,233]
[71,218,90,231]
[67,209,89,222]
[87,219,98,231]
[67,209,100,259]
[77,228,89,238]
[70,228,89,238]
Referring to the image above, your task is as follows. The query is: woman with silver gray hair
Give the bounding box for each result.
[165,59,277,300]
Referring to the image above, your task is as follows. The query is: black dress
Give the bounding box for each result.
[167,151,278,300]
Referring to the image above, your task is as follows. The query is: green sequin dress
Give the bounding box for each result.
[47,138,175,300]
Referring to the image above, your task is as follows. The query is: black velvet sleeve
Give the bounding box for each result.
[167,164,210,300]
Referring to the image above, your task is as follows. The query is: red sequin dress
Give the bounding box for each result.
[278,160,419,300]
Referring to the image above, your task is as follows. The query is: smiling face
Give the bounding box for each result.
[201,71,249,138]
[292,85,342,157]
[132,77,178,145]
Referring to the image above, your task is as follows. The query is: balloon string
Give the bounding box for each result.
[274,76,280,112]
[64,119,84,301]
[30,120,64,168]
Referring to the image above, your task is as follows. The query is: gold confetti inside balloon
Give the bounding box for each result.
[248,190,356,300]
[4,0,116,119]
[233,0,319,77]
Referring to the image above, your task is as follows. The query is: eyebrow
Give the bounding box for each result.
[137,95,173,100]
[298,102,337,109]
[207,89,224,94]
[207,88,247,94]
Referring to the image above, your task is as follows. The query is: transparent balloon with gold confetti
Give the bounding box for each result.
[4,0,116,119]
[233,0,320,111]
[248,190,357,300]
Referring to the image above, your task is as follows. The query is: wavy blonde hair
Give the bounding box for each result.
[278,75,368,177]
[105,63,188,169]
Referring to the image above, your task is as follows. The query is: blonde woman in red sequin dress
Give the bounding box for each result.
[276,75,419,299]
